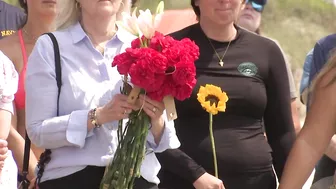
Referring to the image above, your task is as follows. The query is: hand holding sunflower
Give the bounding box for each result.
[197,84,229,178]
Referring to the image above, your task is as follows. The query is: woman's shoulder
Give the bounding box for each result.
[32,28,73,52]
[240,28,280,49]
[168,24,199,40]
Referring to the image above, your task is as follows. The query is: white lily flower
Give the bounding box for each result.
[116,1,164,39]
[137,1,164,39]
[116,8,141,37]
[137,9,155,39]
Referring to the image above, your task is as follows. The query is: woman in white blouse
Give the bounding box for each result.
[25,0,180,189]
[0,51,19,189]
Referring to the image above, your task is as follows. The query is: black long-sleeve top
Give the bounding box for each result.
[156,24,296,188]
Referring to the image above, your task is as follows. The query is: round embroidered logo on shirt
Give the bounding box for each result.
[237,62,258,77]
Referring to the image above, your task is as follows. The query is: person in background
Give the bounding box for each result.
[0,0,58,184]
[237,0,301,134]
[25,0,179,188]
[300,49,313,105]
[0,51,18,189]
[0,1,25,177]
[0,0,26,39]
[278,50,336,189]
[306,33,336,185]
[157,0,295,188]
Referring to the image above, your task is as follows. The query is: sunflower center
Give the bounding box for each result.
[205,95,220,106]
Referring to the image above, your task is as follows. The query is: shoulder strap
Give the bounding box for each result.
[45,33,62,115]
[21,33,62,189]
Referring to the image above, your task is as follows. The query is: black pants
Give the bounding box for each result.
[159,170,276,189]
[39,166,158,189]
[313,155,336,183]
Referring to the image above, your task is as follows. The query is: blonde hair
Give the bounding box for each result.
[56,0,131,30]
[311,50,336,96]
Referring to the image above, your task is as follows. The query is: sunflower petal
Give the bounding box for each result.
[197,84,229,115]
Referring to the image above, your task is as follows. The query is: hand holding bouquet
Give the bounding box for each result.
[100,2,200,189]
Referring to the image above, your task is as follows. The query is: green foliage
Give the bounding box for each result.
[3,0,19,6]
[262,0,336,68]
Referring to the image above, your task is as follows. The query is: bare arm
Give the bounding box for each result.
[7,126,37,181]
[0,110,11,140]
[291,99,301,135]
[279,69,336,189]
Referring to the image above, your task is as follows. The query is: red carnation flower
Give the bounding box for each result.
[179,38,200,61]
[173,78,197,101]
[131,35,147,49]
[112,51,135,75]
[147,77,174,101]
[112,33,199,103]
[150,32,174,52]
[129,48,168,92]
[172,61,196,86]
[162,44,183,66]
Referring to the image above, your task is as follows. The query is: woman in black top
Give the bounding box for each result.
[156,0,296,189]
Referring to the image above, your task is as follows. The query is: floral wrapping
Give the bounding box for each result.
[0,51,18,188]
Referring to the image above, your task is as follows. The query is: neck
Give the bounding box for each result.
[199,19,237,42]
[81,14,117,43]
[23,13,55,42]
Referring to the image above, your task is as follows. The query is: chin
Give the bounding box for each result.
[213,17,235,26]
[40,10,57,18]
[97,6,116,15]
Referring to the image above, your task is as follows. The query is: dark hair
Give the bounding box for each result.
[190,0,200,18]
[18,0,28,13]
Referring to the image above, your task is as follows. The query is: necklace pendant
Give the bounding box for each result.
[219,61,224,67]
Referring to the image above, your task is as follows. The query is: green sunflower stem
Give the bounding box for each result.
[209,113,218,178]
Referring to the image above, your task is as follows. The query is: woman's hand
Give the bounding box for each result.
[138,95,165,122]
[96,94,137,125]
[193,173,225,189]
[0,139,8,171]
[138,95,165,144]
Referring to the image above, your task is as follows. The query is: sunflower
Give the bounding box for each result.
[197,84,229,115]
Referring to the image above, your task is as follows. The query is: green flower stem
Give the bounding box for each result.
[209,113,218,178]
[124,118,142,187]
[101,109,150,189]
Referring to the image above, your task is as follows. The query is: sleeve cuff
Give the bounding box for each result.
[66,110,91,148]
[189,166,207,183]
[146,116,180,153]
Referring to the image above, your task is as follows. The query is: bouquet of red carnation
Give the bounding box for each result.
[100,2,199,189]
